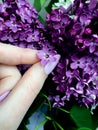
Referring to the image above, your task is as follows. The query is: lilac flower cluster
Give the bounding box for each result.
[0,0,58,72]
[0,0,40,46]
[1,0,98,109]
[46,0,98,108]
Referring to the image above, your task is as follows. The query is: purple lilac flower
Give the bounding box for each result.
[52,55,98,108]
[5,15,18,33]
[53,95,65,107]
[0,0,59,74]
[37,48,57,66]
[70,56,86,69]
[37,48,60,74]
[27,30,40,42]
[0,17,6,31]
[46,0,98,108]
[49,95,65,108]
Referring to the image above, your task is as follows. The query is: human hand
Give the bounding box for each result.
[0,43,55,130]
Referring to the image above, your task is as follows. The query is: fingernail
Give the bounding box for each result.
[37,50,61,75]
[0,90,10,102]
[44,55,60,75]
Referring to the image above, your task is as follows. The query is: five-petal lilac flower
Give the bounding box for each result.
[37,48,61,75]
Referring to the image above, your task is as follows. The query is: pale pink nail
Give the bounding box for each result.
[0,91,10,102]
[44,55,61,75]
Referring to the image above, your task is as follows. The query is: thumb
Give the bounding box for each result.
[4,62,47,104]
[0,62,47,130]
[0,60,59,130]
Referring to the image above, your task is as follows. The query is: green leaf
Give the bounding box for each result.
[56,107,70,114]
[54,121,64,130]
[45,116,52,121]
[33,0,47,12]
[45,0,58,13]
[38,0,51,21]
[35,119,48,130]
[33,0,41,12]
[70,105,93,129]
[52,121,58,130]
[33,0,51,22]
[77,127,92,130]
[38,15,46,25]
[41,93,52,111]
[40,0,46,7]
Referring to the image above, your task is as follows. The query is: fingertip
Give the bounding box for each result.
[20,49,40,65]
[0,43,40,65]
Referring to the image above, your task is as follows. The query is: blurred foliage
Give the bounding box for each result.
[31,0,58,22]
[70,105,93,129]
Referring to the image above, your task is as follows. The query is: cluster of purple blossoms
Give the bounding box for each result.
[0,0,40,46]
[1,0,98,109]
[46,0,98,108]
[0,0,59,73]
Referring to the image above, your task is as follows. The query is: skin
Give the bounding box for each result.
[0,43,47,130]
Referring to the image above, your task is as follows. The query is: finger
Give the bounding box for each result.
[0,55,60,130]
[0,43,40,65]
[0,62,47,129]
[0,65,21,99]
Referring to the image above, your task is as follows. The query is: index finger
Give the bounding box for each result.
[0,43,40,65]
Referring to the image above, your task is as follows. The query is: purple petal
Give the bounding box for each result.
[27,35,32,42]
[88,0,97,10]
[89,44,95,53]
[37,51,45,59]
[80,13,88,24]
[70,62,78,69]
[12,26,17,33]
